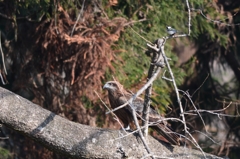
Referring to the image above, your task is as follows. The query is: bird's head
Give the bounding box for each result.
[166,26,177,36]
[166,26,172,30]
[103,81,123,92]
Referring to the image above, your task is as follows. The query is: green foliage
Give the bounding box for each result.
[81,96,94,109]
[4,0,85,25]
[17,0,51,20]
[0,147,12,159]
[104,0,228,112]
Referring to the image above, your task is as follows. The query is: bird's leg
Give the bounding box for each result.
[123,125,131,131]
[119,124,132,133]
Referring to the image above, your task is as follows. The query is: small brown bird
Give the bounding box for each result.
[103,81,180,145]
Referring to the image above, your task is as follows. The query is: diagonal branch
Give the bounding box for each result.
[0,82,222,158]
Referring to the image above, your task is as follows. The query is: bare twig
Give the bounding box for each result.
[93,1,109,19]
[0,73,6,85]
[191,73,209,97]
[167,34,189,38]
[191,8,240,26]
[130,27,153,45]
[54,0,59,34]
[141,154,174,159]
[124,19,148,27]
[142,41,161,137]
[129,101,154,158]
[147,37,207,158]
[178,89,208,133]
[163,55,207,157]
[193,130,221,146]
[184,102,240,118]
[110,79,154,158]
[114,116,193,147]
[71,0,86,37]
[185,0,191,35]
[160,40,186,128]
[94,91,127,132]
[162,70,173,81]
[105,101,129,115]
[0,31,7,75]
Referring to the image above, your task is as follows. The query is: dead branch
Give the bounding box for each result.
[0,84,222,158]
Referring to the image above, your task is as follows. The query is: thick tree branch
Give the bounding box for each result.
[0,87,221,159]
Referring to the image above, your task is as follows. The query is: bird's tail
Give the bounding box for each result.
[152,124,180,145]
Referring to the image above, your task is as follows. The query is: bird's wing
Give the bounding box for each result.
[152,123,180,145]
[116,89,180,145]
[118,94,161,118]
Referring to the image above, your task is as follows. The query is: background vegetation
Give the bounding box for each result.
[0,0,240,158]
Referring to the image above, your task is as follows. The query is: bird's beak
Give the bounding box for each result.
[103,83,109,90]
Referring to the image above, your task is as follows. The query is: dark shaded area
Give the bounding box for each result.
[0,0,239,158]
[170,1,240,158]
[0,0,127,158]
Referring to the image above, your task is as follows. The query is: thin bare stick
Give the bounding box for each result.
[184,102,240,118]
[110,79,154,158]
[0,73,6,85]
[124,19,148,27]
[167,34,189,38]
[0,137,8,140]
[165,0,192,39]
[193,130,221,145]
[129,101,154,158]
[71,0,86,37]
[185,0,191,35]
[141,154,174,159]
[115,117,182,141]
[191,73,209,97]
[159,40,206,158]
[0,31,7,75]
[178,89,207,133]
[54,0,59,34]
[191,8,240,26]
[160,39,186,129]
[94,91,127,132]
[105,101,129,115]
[162,70,173,81]
[129,27,153,45]
[186,102,232,113]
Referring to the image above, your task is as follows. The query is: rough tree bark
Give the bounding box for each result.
[0,87,221,159]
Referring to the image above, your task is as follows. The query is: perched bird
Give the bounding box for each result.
[166,26,177,36]
[103,81,180,145]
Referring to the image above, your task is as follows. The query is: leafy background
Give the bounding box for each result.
[0,0,240,158]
